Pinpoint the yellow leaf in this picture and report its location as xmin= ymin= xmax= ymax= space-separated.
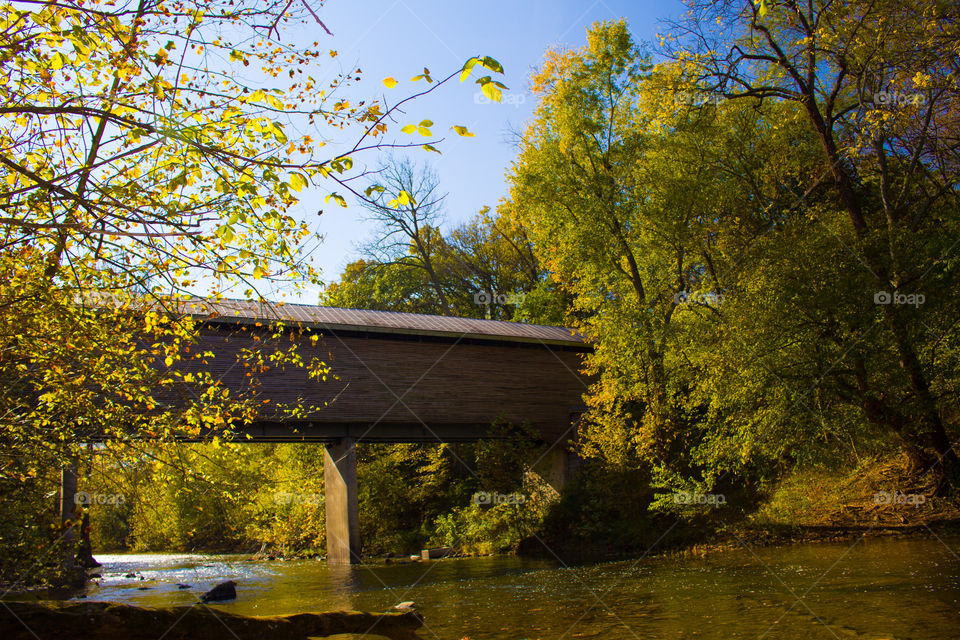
xmin=481 ymin=81 xmax=501 ymax=102
xmin=382 ymin=77 xmax=398 ymax=88
xmin=289 ymin=172 xmax=307 ymax=192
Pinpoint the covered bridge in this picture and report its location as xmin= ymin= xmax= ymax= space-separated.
xmin=183 ymin=300 xmax=591 ymax=563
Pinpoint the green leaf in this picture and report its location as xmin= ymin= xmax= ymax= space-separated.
xmin=410 ymin=68 xmax=432 ymax=83
xmin=480 ymin=56 xmax=504 ymax=74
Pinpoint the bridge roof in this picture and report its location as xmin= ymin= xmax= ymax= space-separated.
xmin=182 ymin=299 xmax=587 ymax=347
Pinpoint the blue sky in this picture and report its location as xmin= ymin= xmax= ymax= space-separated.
xmin=273 ymin=0 xmax=685 ymax=302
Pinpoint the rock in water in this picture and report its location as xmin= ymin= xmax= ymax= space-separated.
xmin=201 ymin=580 xmax=237 ymax=603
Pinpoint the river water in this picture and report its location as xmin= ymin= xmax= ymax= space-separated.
xmin=82 ymin=535 xmax=959 ymax=639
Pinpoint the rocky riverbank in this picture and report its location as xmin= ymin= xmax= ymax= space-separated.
xmin=0 ymin=601 xmax=425 ymax=640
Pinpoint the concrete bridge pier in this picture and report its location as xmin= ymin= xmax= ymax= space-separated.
xmin=323 ymin=438 xmax=361 ymax=565
xmin=532 ymin=444 xmax=579 ymax=496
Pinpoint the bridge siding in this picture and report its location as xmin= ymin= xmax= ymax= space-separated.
xmin=193 ymin=325 xmax=588 ymax=444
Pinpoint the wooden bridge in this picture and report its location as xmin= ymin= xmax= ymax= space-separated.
xmin=181 ymin=300 xmax=591 ymax=563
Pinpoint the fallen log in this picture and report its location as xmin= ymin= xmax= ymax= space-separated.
xmin=0 ymin=601 xmax=424 ymax=640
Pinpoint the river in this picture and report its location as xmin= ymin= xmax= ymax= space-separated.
xmin=82 ymin=535 xmax=960 ymax=639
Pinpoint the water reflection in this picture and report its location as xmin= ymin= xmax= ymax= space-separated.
xmin=82 ymin=535 xmax=960 ymax=639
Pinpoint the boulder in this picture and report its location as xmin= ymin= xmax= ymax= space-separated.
xmin=200 ymin=580 xmax=236 ymax=603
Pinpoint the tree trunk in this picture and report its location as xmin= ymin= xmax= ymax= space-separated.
xmin=58 ymin=456 xmax=79 ymax=573
xmin=883 ymin=305 xmax=959 ymax=486
xmin=805 ymin=103 xmax=958 ymax=487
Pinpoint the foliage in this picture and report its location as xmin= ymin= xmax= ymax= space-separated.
xmin=78 ymin=431 xmax=547 ymax=558
xmin=672 ymin=0 xmax=960 ymax=480
xmin=83 ymin=443 xmax=326 ymax=555
xmin=325 ymin=203 xmax=563 ymax=322
xmin=505 ymin=12 xmax=959 ymax=544
xmin=0 ymin=0 xmax=506 ymax=585
xmin=357 ymin=443 xmax=478 ymax=554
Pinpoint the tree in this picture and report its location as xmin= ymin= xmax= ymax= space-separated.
xmin=0 ymin=0 xmax=506 ymax=584
xmin=357 ymin=157 xmax=453 ymax=314
xmin=438 ymin=206 xmax=544 ymax=320
xmin=328 ymin=201 xmax=554 ymax=322
xmin=508 ymin=20 xmax=685 ymax=466
xmin=506 ymin=19 xmax=867 ymax=501
xmin=671 ymin=0 xmax=960 ymax=483
xmin=322 ymin=258 xmax=438 ymax=314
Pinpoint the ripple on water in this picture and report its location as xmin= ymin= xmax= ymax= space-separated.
xmin=79 ymin=537 xmax=960 ymax=640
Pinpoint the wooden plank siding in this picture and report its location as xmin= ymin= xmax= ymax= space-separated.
xmin=189 ymin=321 xmax=591 ymax=445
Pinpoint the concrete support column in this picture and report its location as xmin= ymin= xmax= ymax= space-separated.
xmin=532 ymin=444 xmax=579 ymax=496
xmin=324 ymin=438 xmax=361 ymax=565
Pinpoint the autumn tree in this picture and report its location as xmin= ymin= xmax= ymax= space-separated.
xmin=0 ymin=0 xmax=505 ymax=584
xmin=507 ymin=19 xmax=868 ymax=502
xmin=671 ymin=0 xmax=960 ymax=483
